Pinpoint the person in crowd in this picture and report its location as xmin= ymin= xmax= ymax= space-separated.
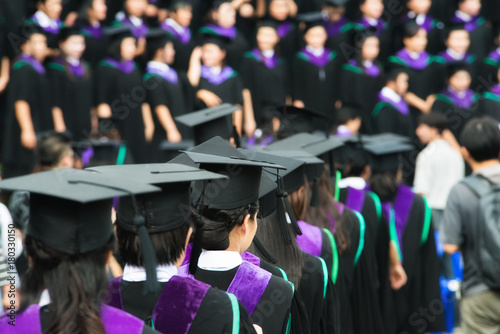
xmin=76 ymin=0 xmax=108 ymax=68
xmin=26 ymin=0 xmax=63 ymax=55
xmin=113 ymin=0 xmax=150 ymax=56
xmin=322 ymin=0 xmax=356 ymax=63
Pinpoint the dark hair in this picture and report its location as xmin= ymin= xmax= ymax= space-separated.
xmin=369 ymin=172 xmax=399 ymax=202
xmin=77 ymin=0 xmax=95 ymax=22
xmin=35 ymin=132 xmax=72 ymax=169
xmin=354 ymin=31 xmax=380 ymax=70
xmin=196 ymin=201 xmax=259 ymax=250
xmin=346 ymin=150 xmax=370 ymax=177
xmin=18 ymin=235 xmax=114 ymax=334
xmin=304 ymin=168 xmax=349 ymax=254
xmin=385 ymin=68 xmax=407 ymax=84
xmin=116 ymin=222 xmax=191 ymax=266
xmin=418 ymin=113 xmax=447 ymax=134
xmin=460 ymin=117 xmax=500 ymax=162
xmin=288 ymin=175 xmax=309 ymax=221
xmin=249 ymin=211 xmax=304 ymax=286
xmin=403 ymin=21 xmax=422 ymax=38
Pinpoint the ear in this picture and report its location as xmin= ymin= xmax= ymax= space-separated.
xmin=184 ymin=227 xmax=193 ymax=250
xmin=461 ymin=146 xmax=470 ymax=161
xmin=297 ymin=185 xmax=304 ymax=197
xmin=240 ymin=214 xmax=251 ymax=235
xmin=106 ymin=250 xmax=113 ymax=265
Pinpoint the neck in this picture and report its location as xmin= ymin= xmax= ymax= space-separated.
xmin=470 ymin=159 xmax=499 ymax=172
xmin=88 ymin=16 xmax=99 ymax=25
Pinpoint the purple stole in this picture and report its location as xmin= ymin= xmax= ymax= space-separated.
xmin=161 ymin=22 xmax=191 ymax=44
xmin=441 ymin=88 xmax=476 ymax=109
xmin=53 ymin=58 xmax=85 ymax=78
xmin=3 ymin=303 xmax=143 ymax=334
xmin=118 ymin=17 xmax=148 ymax=38
xmin=146 ymin=63 xmax=178 ymax=84
xmin=487 ymin=49 xmax=500 ymax=63
xmin=200 ymin=65 xmax=235 ymax=85
xmin=80 ymin=24 xmax=104 ymax=39
xmin=297 ymin=48 xmax=335 ymax=68
xmin=250 ymin=48 xmax=281 ymax=69
xmin=400 ymin=14 xmax=436 ymax=33
xmin=381 ymin=185 xmax=415 ymax=260
xmin=324 ymin=17 xmax=349 ymax=37
xmin=107 ymin=275 xmax=210 ymax=334
xmin=29 ymin=15 xmax=61 ymax=35
xmin=102 ymin=57 xmax=136 ymax=74
xmin=438 ymin=50 xmax=474 ymax=64
xmin=394 ymin=49 xmax=430 ymax=70
xmin=377 ymin=91 xmax=410 ymax=115
xmin=326 ymin=201 xmax=344 ymax=233
xmin=345 ymin=187 xmax=366 ymax=213
xmin=296 ymin=220 xmax=323 ymax=257
xmin=17 ymin=55 xmax=45 ymax=75
xmin=490 ymin=84 xmax=500 ymax=97
xmin=201 ymin=24 xmax=236 ymax=39
xmin=348 ymin=59 xmax=380 ymax=77
xmin=451 ymin=15 xmax=484 ymax=32
xmin=277 ymin=21 xmax=293 ymax=38
xmin=241 ymin=251 xmax=261 ymax=267
xmin=355 ymin=17 xmax=386 ymax=36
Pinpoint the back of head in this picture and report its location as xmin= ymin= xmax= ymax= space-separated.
xmin=36 ymin=132 xmax=73 ymax=171
xmin=418 ymin=113 xmax=447 ymax=134
xmin=460 ymin=117 xmax=500 ymax=163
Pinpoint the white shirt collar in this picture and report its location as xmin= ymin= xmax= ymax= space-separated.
xmin=115 ymin=11 xmax=143 ymax=26
xmin=261 ymin=49 xmax=275 ymax=58
xmin=147 ymin=60 xmax=170 ymax=71
xmin=364 ymin=17 xmax=378 ymax=26
xmin=338 ymin=177 xmax=367 ymax=190
xmin=406 ymin=49 xmax=421 ymax=59
xmin=165 ymin=18 xmax=185 ymax=33
xmin=447 ymin=86 xmax=467 ymax=98
xmin=305 ymin=45 xmax=325 ymax=57
xmin=39 ymin=289 xmax=51 ymax=307
xmin=446 ymin=48 xmax=465 ymax=60
xmin=209 ymin=66 xmax=222 ymax=75
xmin=198 ymin=250 xmax=242 ymax=271
xmin=123 ymin=263 xmax=178 ymax=282
xmin=381 ymin=86 xmax=402 ymax=103
xmin=66 ymin=57 xmax=80 ymax=66
xmin=362 ymin=60 xmax=373 ymax=67
xmin=34 ymin=10 xmax=58 ymax=29
xmin=455 ymin=10 xmax=472 ymax=22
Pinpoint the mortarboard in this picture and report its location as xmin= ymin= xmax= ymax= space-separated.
xmin=146 ymin=28 xmax=173 ymax=58
xmin=296 ymin=12 xmax=325 ymax=33
xmin=257 ymin=20 xmax=279 ymax=30
xmin=445 ymin=61 xmax=470 ymax=78
xmin=364 ymin=141 xmax=415 ymax=175
xmin=175 ymin=104 xmax=240 ymax=145
xmin=200 ymin=33 xmax=232 ymax=49
xmin=58 ymin=27 xmax=83 ymax=42
xmin=104 ymin=25 xmax=135 ymax=43
xmin=324 ymin=0 xmax=349 ymax=6
xmin=275 ymin=105 xmax=333 ymax=138
xmin=159 ymin=139 xmax=195 ymax=162
xmin=168 ymin=0 xmax=193 ymax=11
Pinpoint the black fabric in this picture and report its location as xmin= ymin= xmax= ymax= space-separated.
xmin=431 ymin=98 xmax=480 ymax=141
xmin=371 ymin=103 xmax=412 ymax=138
xmin=478 ymin=95 xmax=500 ymax=122
xmin=195 ymin=74 xmax=244 ymax=109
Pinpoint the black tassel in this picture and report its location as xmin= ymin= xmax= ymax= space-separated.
xmin=310 ymin=179 xmax=319 ymax=207
xmin=132 ymin=216 xmax=160 ymax=295
xmin=252 ymin=236 xmax=278 ymax=264
xmin=284 ymin=195 xmax=302 ymax=236
xmin=276 ymin=191 xmax=292 ymax=245
xmin=189 ymin=218 xmax=205 ymax=275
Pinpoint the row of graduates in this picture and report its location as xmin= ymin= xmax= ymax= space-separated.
xmin=0 ymin=130 xmax=445 ymax=334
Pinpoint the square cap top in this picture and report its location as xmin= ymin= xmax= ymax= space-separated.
xmin=267 ymin=133 xmax=344 ymax=157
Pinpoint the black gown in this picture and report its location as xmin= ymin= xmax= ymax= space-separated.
xmin=478 ymin=49 xmax=500 ymax=90
xmin=324 ymin=18 xmax=357 ymax=64
xmin=161 ymin=20 xmax=196 ymax=72
xmin=2 ymin=56 xmax=52 ymax=178
xmin=450 ymin=14 xmax=493 ymax=61
xmin=240 ymin=49 xmax=290 ymax=128
xmin=371 ymin=93 xmax=412 ymax=138
xmin=95 ymin=58 xmax=148 ymax=163
xmin=112 ymin=278 xmax=256 ymax=334
xmin=274 ymin=19 xmax=300 ymax=66
xmin=78 ymin=21 xmax=108 ymax=68
xmin=292 ymin=47 xmax=341 ymax=128
xmin=47 ymin=59 xmax=92 ymax=141
xmin=340 ymin=60 xmax=384 ymax=133
xmin=195 ymin=65 xmax=244 ymax=109
xmin=144 ymin=65 xmax=194 ymax=162
xmin=478 ymin=87 xmax=500 ymax=122
xmin=380 ymin=185 xmax=445 ymax=334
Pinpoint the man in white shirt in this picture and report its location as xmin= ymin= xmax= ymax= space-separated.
xmin=414 ymin=113 xmax=465 ymax=228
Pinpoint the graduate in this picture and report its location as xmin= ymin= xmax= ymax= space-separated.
xmin=2 ymin=25 xmax=52 ymax=179
xmin=95 ymin=26 xmax=152 ymax=163
xmin=450 ymin=0 xmax=492 ymax=60
xmin=322 ymin=0 xmax=357 ymax=63
xmin=396 ymin=0 xmax=444 ymax=54
xmin=368 ymin=141 xmax=445 ymax=334
xmin=0 ymin=169 xmax=162 ymax=334
xmin=89 ymin=163 xmax=258 ymax=334
xmin=242 ymin=148 xmax=339 ymax=334
xmin=431 ymin=62 xmax=480 ymax=140
xmin=387 ymin=21 xmax=444 ymax=129
xmin=478 ymin=66 xmax=500 ymax=122
xmin=478 ymin=26 xmax=500 ymax=90
xmin=266 ymin=0 xmax=300 ymax=64
xmin=143 ymin=29 xmax=194 ymax=162
xmin=371 ymin=68 xmax=413 ymax=137
xmin=47 ymin=27 xmax=93 ymax=140
xmin=113 ymin=0 xmax=149 ymax=56
xmin=197 ymin=1 xmax=249 ymax=70
xmin=26 ymin=0 xmax=64 ymax=54
xmin=241 ymin=22 xmax=290 ymax=137
xmin=76 ymin=0 xmax=108 ymax=68
xmin=177 ymin=136 xmax=308 ymax=334
xmin=292 ymin=16 xmax=340 ymax=119
xmin=340 ymin=31 xmax=384 ymax=133
xmin=160 ymin=1 xmax=195 ymax=72
xmin=333 ymin=106 xmax=362 ymax=137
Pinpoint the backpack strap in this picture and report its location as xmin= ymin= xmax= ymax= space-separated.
xmin=461 ymin=174 xmax=494 ymax=198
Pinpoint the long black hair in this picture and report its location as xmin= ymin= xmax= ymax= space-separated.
xmin=18 ymin=235 xmax=114 ymax=334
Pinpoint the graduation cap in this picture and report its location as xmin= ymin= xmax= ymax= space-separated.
xmin=257 ymin=20 xmax=279 ymax=30
xmin=168 ymin=0 xmax=193 ymax=11
xmin=212 ymin=0 xmax=232 ymax=9
xmin=0 ymin=169 xmax=160 ymax=255
xmin=159 ymin=139 xmax=194 ymax=162
xmin=175 ymin=104 xmax=240 ymax=145
xmin=364 ymin=141 xmax=415 ymax=175
xmin=444 ymin=22 xmax=468 ymax=39
xmin=146 ymin=28 xmax=173 ymax=58
xmin=58 ymin=27 xmax=83 ymax=42
xmin=18 ymin=22 xmax=47 ymax=44
xmin=296 ymin=12 xmax=325 ymax=33
xmin=239 ymin=149 xmax=305 ymax=243
xmin=324 ymin=0 xmax=349 ymax=6
xmin=180 ymin=136 xmax=285 ymax=210
xmin=275 ymin=105 xmax=333 ymax=138
xmin=445 ymin=61 xmax=471 ymax=79
xmin=266 ymin=133 xmax=344 ymax=157
xmin=104 ymin=25 xmax=135 ymax=43
xmin=200 ymin=33 xmax=232 ymax=49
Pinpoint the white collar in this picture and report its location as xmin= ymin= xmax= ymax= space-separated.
xmin=305 ymin=45 xmax=325 ymax=57
xmin=415 ymin=13 xmax=426 ymax=26
xmin=261 ymin=49 xmax=275 ymax=58
xmin=209 ymin=66 xmax=222 ymax=75
xmin=165 ymin=18 xmax=186 ymax=33
xmin=198 ymin=250 xmax=242 ymax=271
xmin=446 ymin=48 xmax=465 ymax=60
xmin=66 ymin=57 xmax=80 ymax=66
xmin=115 ymin=11 xmax=143 ymax=26
xmin=363 ymin=16 xmax=378 ymax=26
xmin=123 ymin=263 xmax=178 ymax=282
xmin=447 ymin=86 xmax=467 ymax=98
xmin=362 ymin=60 xmax=373 ymax=67
xmin=39 ymin=289 xmax=51 ymax=307
xmin=455 ymin=10 xmax=472 ymax=22
xmin=338 ymin=177 xmax=367 ymax=190
xmin=381 ymin=86 xmax=402 ymax=103
xmin=34 ymin=10 xmax=58 ymax=29
xmin=405 ymin=49 xmax=421 ymax=59
xmin=148 ymin=60 xmax=170 ymax=71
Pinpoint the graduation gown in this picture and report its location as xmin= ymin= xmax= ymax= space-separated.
xmin=144 ymin=63 xmax=194 ymax=162
xmin=354 ymin=18 xmax=392 ymax=61
xmin=198 ymin=24 xmax=249 ymax=70
xmin=371 ymin=90 xmax=412 ymax=137
xmin=450 ymin=14 xmax=492 ymax=61
xmin=394 ymin=14 xmax=445 ymax=55
xmin=478 ymin=48 xmax=500 ymax=90
xmin=47 ymin=58 xmax=92 ymax=141
xmin=340 ymin=60 xmax=384 ymax=133
xmin=2 ymin=55 xmax=52 ymax=178
xmin=161 ymin=20 xmax=195 ymax=72
xmin=95 ymin=58 xmax=148 ymax=163
xmin=106 ymin=275 xmax=255 ymax=334
xmin=437 ymin=50 xmax=479 ymax=90
xmin=240 ymin=49 xmax=290 ymax=128
xmin=112 ymin=13 xmax=149 ymax=39
xmin=3 ymin=303 xmax=159 ymax=334
xmin=431 ymin=87 xmax=480 ymax=140
xmin=196 ymin=65 xmax=244 ymax=108
xmin=292 ymin=47 xmax=340 ymax=123
xmin=78 ymin=21 xmax=108 ymax=68
xmin=324 ymin=18 xmax=357 ymax=64
xmin=387 ymin=49 xmax=445 ymax=129
xmin=275 ymin=19 xmax=300 ymax=66
xmin=26 ymin=12 xmax=63 ymax=49
xmin=478 ymin=85 xmax=500 ymax=122
xmin=380 ymin=185 xmax=445 ymax=334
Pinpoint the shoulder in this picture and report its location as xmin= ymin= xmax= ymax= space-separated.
xmin=100 ymin=304 xmax=145 ymax=333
